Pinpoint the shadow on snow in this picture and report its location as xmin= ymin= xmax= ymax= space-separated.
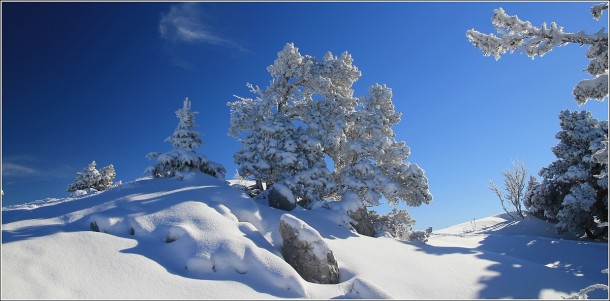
xmin=410 ymin=219 xmax=608 ymax=299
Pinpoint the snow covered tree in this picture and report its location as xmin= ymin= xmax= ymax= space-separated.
xmin=338 ymin=84 xmax=432 ymax=207
xmin=67 ymin=161 xmax=102 ymax=192
xmin=369 ymin=208 xmax=415 ymax=240
xmin=228 ymin=43 xmax=358 ymax=207
xmin=467 ymin=4 xmax=608 ymax=105
xmin=229 ymin=43 xmax=432 ymax=211
xmin=97 ymin=164 xmax=116 ymax=191
xmin=146 ymin=98 xmax=226 ymax=179
xmin=524 ymin=110 xmax=608 ymax=239
xmin=523 ymin=175 xmax=541 ymax=216
xmin=488 ymin=160 xmax=528 ymax=219
xmin=232 ymin=114 xmax=333 ymax=207
xmin=166 ymin=97 xmax=203 ymax=151
xmin=67 ymin=161 xmax=117 ymax=193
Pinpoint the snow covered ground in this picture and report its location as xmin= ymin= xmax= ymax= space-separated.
xmin=2 ymin=174 xmax=608 ymax=299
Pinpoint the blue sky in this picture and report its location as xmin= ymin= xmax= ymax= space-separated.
xmin=2 ymin=1 xmax=608 ymax=230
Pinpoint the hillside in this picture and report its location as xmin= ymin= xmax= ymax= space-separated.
xmin=2 ymin=174 xmax=608 ymax=299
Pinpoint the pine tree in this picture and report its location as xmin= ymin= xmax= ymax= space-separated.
xmin=98 ymin=164 xmax=116 ymax=191
xmin=340 ymin=84 xmax=432 ymax=207
xmin=67 ymin=161 xmax=102 ymax=192
xmin=524 ymin=110 xmax=608 ymax=238
xmin=523 ymin=175 xmax=541 ymax=216
xmin=228 ymin=44 xmax=355 ymax=206
xmin=146 ymin=98 xmax=226 ymax=179
xmin=229 ymin=43 xmax=432 ymax=211
xmin=166 ymin=97 xmax=203 ymax=151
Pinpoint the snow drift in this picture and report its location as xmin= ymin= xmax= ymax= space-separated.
xmin=2 ymin=174 xmax=608 ymax=299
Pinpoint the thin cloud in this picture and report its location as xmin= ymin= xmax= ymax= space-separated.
xmin=159 ymin=3 xmax=246 ymax=51
xmin=2 ymin=162 xmax=38 ymax=177
xmin=2 ymin=156 xmax=73 ymax=180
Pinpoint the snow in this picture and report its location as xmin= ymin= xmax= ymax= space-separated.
xmin=2 ymin=174 xmax=608 ymax=299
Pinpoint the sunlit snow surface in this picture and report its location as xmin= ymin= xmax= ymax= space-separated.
xmin=2 ymin=174 xmax=608 ymax=299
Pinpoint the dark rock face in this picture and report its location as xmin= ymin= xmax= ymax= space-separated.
xmin=279 ymin=216 xmax=339 ymax=284
xmin=268 ymin=184 xmax=296 ymax=211
xmin=348 ymin=207 xmax=375 ymax=237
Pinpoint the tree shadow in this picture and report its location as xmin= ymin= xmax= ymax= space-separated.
xmin=2 ymin=224 xmax=68 ymax=243
xmin=411 ymin=232 xmax=609 ymax=299
xmin=2 ymin=179 xmax=159 ymax=225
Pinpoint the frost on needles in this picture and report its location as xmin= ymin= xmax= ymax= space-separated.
xmin=524 ymin=110 xmax=608 ymax=239
xmin=146 ymin=98 xmax=226 ymax=180
xmin=228 ymin=43 xmax=432 ymax=212
xmin=466 ymin=5 xmax=608 ymax=105
xmin=67 ymin=161 xmax=115 ymax=194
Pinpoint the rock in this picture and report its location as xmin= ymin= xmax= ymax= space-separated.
xmin=279 ymin=214 xmax=339 ymax=284
xmin=230 ymin=183 xmax=260 ymax=198
xmin=268 ymin=184 xmax=296 ymax=211
xmin=335 ymin=191 xmax=374 ymax=237
xmin=247 ymin=187 xmax=261 ymax=198
xmin=348 ymin=207 xmax=375 ymax=237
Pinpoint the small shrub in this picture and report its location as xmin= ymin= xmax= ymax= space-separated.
xmin=90 ymin=221 xmax=100 ymax=232
xmin=369 ymin=209 xmax=415 ymax=241
xmin=407 ymin=227 xmax=433 ymax=242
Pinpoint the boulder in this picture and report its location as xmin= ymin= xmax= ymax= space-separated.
xmin=268 ymin=184 xmax=296 ymax=211
xmin=339 ymin=191 xmax=375 ymax=237
xmin=348 ymin=207 xmax=375 ymax=237
xmin=279 ymin=214 xmax=339 ymax=284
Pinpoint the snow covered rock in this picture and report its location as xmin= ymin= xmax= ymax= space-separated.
xmin=337 ymin=191 xmax=375 ymax=236
xmin=279 ymin=214 xmax=339 ymax=284
xmin=268 ymin=183 xmax=296 ymax=211
xmin=348 ymin=207 xmax=375 ymax=237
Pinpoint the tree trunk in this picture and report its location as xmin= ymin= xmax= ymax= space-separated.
xmin=266 ymin=181 xmax=274 ymax=190
xmin=255 ymin=179 xmax=264 ymax=191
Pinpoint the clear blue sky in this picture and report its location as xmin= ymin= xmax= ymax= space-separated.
xmin=2 ymin=1 xmax=608 ymax=230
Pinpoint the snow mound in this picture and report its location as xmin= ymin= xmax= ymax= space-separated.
xmin=2 ymin=176 xmax=607 ymax=299
xmin=343 ymin=278 xmax=393 ymax=299
xmin=435 ymin=212 xmax=582 ymax=239
xmin=90 ymin=201 xmax=303 ymax=291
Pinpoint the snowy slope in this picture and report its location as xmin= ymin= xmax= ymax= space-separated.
xmin=2 ymin=174 xmax=608 ymax=299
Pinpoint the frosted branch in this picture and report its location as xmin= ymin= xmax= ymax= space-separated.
xmin=467 ymin=6 xmax=608 ymax=105
xmin=573 ymin=74 xmax=609 ymax=105
xmin=563 ymin=283 xmax=609 ymax=299
xmin=591 ymin=3 xmax=609 ymax=20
